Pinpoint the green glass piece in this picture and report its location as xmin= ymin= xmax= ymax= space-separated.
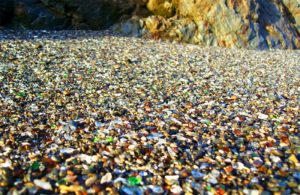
xmin=57 ymin=178 xmax=67 ymax=185
xmin=17 ymin=91 xmax=26 ymax=98
xmin=31 ymin=161 xmax=40 ymax=171
xmin=206 ymin=185 xmax=211 ymax=191
xmin=93 ymin=137 xmax=101 ymax=143
xmin=106 ymin=136 xmax=114 ymax=143
xmin=128 ymin=176 xmax=142 ymax=185
xmin=63 ymin=72 xmax=68 ymax=78
xmin=203 ymin=120 xmax=212 ymax=125
xmin=72 ymin=159 xmax=78 ymax=164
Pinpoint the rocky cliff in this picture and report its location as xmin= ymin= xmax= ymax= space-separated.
xmin=119 ymin=0 xmax=300 ymax=49
xmin=3 ymin=0 xmax=140 ymax=30
xmin=0 ymin=0 xmax=299 ymax=49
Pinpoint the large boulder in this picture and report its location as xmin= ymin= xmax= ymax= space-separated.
xmin=0 ymin=0 xmax=14 ymax=26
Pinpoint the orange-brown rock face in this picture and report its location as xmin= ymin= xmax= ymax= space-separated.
xmin=283 ymin=0 xmax=300 ymax=32
xmin=122 ymin=0 xmax=300 ymax=49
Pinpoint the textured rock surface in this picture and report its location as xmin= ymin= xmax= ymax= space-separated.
xmin=12 ymin=0 xmax=137 ymax=29
xmin=1 ymin=0 xmax=300 ymax=49
xmin=283 ymin=0 xmax=300 ymax=32
xmin=146 ymin=0 xmax=177 ymax=17
xmin=130 ymin=0 xmax=300 ymax=49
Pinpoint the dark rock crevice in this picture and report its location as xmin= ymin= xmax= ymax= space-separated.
xmin=2 ymin=0 xmax=138 ymax=30
xmin=0 ymin=0 xmax=15 ymax=26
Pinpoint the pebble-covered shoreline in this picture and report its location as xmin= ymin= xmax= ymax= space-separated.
xmin=0 ymin=30 xmax=300 ymax=194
